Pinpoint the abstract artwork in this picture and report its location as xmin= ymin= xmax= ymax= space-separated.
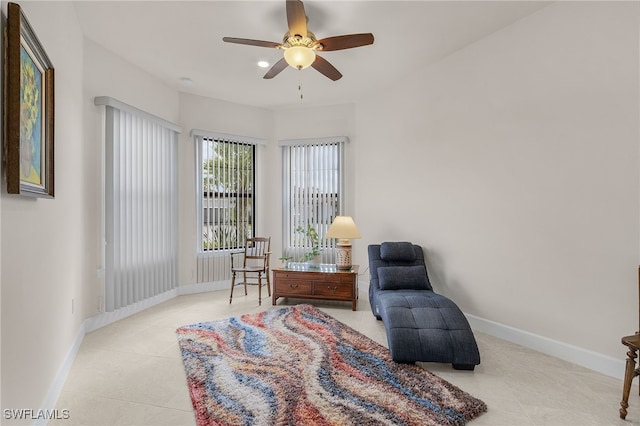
xmin=5 ymin=2 xmax=55 ymax=197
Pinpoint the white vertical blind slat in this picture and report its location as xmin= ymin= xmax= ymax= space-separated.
xmin=124 ymin=112 xmax=132 ymax=308
xmin=149 ymin=121 xmax=155 ymax=297
xmin=157 ymin=128 xmax=163 ymax=294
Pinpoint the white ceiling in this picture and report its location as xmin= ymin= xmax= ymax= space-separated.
xmin=73 ymin=1 xmax=550 ymax=110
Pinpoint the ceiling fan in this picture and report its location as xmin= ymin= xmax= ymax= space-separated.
xmin=223 ymin=0 xmax=374 ymax=81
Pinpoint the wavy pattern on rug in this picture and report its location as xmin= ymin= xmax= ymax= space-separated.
xmin=176 ymin=304 xmax=487 ymax=426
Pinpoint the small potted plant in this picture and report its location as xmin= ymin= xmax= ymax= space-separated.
xmin=278 ymin=255 xmax=293 ymax=267
xmin=296 ymin=224 xmax=321 ymax=264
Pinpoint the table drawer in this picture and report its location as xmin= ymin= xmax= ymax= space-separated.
xmin=314 ymin=282 xmax=353 ymax=298
xmin=316 ymin=274 xmax=351 ymax=284
xmin=276 ymin=280 xmax=313 ymax=295
xmin=275 ymin=272 xmax=312 ymax=280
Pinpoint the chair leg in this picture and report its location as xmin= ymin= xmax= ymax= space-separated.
xmin=258 ymin=274 xmax=262 ymax=305
xmin=229 ymin=272 xmax=236 ymax=304
xmin=243 ymin=272 xmax=248 ymax=295
xmin=620 ymin=347 xmax=638 ymax=419
xmin=266 ymin=270 xmax=271 ymax=297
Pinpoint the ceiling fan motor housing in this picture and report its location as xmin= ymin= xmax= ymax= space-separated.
xmin=283 ymin=31 xmax=319 ymax=50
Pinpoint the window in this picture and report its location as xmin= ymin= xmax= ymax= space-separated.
xmin=281 ymin=136 xmax=347 ymax=263
xmin=198 ymin=136 xmax=255 ymax=252
xmin=194 ymin=131 xmax=264 ymax=285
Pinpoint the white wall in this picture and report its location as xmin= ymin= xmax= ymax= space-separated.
xmin=354 ymin=1 xmax=640 ymax=361
xmin=0 ymin=0 xmax=86 ymax=415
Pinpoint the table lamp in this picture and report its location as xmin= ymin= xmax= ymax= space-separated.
xmin=325 ymin=216 xmax=361 ymax=269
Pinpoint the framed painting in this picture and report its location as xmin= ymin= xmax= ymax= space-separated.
xmin=5 ymin=2 xmax=55 ymax=198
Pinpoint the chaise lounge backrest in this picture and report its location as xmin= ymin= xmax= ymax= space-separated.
xmin=368 ymin=242 xmax=432 ymax=293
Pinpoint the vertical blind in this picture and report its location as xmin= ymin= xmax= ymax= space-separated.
xmin=97 ymin=97 xmax=180 ymax=312
xmin=280 ymin=136 xmax=347 ymax=263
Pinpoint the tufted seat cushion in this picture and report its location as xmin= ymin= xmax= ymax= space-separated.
xmin=377 ymin=291 xmax=481 ymax=366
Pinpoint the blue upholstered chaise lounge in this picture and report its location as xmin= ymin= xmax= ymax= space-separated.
xmin=368 ymin=242 xmax=481 ymax=370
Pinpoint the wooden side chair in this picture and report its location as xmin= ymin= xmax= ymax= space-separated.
xmin=620 ymin=266 xmax=640 ymax=419
xmin=229 ymin=237 xmax=271 ymax=305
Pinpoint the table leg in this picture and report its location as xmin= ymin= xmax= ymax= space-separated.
xmin=621 ymin=347 xmax=638 ymax=419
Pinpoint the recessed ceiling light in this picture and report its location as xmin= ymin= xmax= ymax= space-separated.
xmin=257 ymin=61 xmax=269 ymax=68
xmin=179 ymin=77 xmax=193 ymax=86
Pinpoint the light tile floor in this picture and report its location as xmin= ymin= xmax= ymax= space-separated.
xmin=52 ymin=287 xmax=640 ymax=425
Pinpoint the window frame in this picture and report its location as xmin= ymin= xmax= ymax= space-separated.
xmin=193 ymin=130 xmax=264 ymax=254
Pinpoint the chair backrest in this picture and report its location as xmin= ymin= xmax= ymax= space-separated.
xmin=368 ymin=242 xmax=431 ymax=292
xmin=244 ymin=237 xmax=271 ymax=267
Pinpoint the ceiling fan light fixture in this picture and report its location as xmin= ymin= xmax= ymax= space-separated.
xmin=283 ymin=46 xmax=316 ymax=70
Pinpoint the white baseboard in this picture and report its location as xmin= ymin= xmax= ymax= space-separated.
xmin=84 ymin=289 xmax=179 ymax=333
xmin=465 ymin=313 xmax=625 ymax=380
xmin=34 ymin=321 xmax=87 ymax=426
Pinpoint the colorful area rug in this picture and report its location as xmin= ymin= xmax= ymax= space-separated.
xmin=176 ymin=304 xmax=487 ymax=426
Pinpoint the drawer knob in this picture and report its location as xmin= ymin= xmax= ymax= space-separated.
xmin=328 ymin=286 xmax=338 ymax=292
xmin=289 ymin=283 xmax=299 ymax=289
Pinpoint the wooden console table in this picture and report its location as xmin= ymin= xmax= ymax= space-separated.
xmin=272 ymin=264 xmax=358 ymax=310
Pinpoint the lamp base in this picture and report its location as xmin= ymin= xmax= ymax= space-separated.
xmin=335 ymin=239 xmax=352 ymax=270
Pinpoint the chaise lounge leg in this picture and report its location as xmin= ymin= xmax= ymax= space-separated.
xmin=453 ymin=364 xmax=476 ymax=371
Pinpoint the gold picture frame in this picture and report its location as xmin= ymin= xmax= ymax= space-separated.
xmin=5 ymin=2 xmax=55 ymax=198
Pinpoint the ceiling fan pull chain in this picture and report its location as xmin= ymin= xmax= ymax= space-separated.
xmin=298 ymin=69 xmax=304 ymax=100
